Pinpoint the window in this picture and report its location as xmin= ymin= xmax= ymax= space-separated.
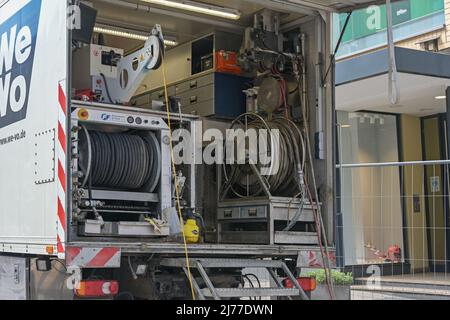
xmin=333 ymin=0 xmax=445 ymax=58
xmin=337 ymin=112 xmax=404 ymax=266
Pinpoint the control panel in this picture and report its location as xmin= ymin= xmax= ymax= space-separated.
xmin=72 ymin=108 xmax=169 ymax=131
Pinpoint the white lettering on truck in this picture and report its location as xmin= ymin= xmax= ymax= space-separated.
xmin=0 ymin=24 xmax=32 ymax=117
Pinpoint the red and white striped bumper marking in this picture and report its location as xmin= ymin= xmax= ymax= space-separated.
xmin=66 ymin=247 xmax=122 ymax=268
xmin=57 ymin=81 xmax=67 ymax=259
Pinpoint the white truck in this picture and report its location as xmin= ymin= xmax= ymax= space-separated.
xmin=0 ymin=0 xmax=378 ymax=300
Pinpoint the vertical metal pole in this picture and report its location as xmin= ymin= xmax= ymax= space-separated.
xmin=446 ymin=87 xmax=450 ymax=271
xmin=67 ymin=0 xmax=74 ymax=247
xmin=386 ymin=0 xmax=399 ymax=106
xmin=446 ymin=87 xmax=450 ymax=159
xmin=326 ymin=11 xmax=352 ymax=269
xmin=333 ymin=54 xmax=340 ymax=265
xmin=334 ymin=65 xmax=345 ymax=269
xmin=315 ymin=16 xmax=325 ymax=160
xmin=190 ymin=120 xmax=202 ymax=209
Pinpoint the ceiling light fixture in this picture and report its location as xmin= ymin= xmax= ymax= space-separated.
xmin=141 ymin=0 xmax=241 ymax=20
xmin=435 ymin=95 xmax=446 ymax=100
xmin=93 ymin=26 xmax=178 ymax=46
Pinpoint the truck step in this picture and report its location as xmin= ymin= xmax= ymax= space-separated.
xmin=203 ymin=287 xmax=300 ymax=298
xmin=161 ymin=257 xmax=309 ymax=300
xmin=161 ymin=258 xmax=285 ymax=269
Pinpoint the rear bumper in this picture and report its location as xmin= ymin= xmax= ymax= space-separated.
xmin=68 ymin=242 xmax=320 ymax=257
xmin=66 ymin=242 xmax=336 ymax=269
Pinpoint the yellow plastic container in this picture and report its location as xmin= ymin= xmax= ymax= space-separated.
xmin=184 ymin=219 xmax=200 ymax=243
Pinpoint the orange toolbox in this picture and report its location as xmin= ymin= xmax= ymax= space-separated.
xmin=215 ymin=50 xmax=241 ymax=75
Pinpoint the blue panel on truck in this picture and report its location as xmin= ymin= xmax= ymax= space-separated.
xmin=214 ymin=73 xmax=250 ymax=119
xmin=0 ymin=0 xmax=41 ymax=129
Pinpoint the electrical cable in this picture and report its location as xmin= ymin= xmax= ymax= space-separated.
xmin=244 ymin=273 xmax=261 ymax=289
xmin=51 ymin=259 xmax=68 ymax=271
xmin=243 ymin=273 xmax=262 ymax=300
xmin=322 ymin=12 xmax=352 ymax=85
xmin=305 ymin=180 xmax=334 ymax=300
xmin=241 ymin=275 xmax=255 ymax=300
xmin=83 ymin=136 xmax=102 ymax=223
xmin=80 ymin=125 xmax=92 ymax=189
xmin=128 ymin=256 xmax=138 ymax=280
xmin=284 ymin=193 xmax=306 ymax=232
xmin=193 ymin=211 xmax=206 ymax=238
xmin=295 ymin=58 xmax=335 ymax=300
xmin=100 ymin=72 xmax=114 ymax=104
xmin=242 ymin=275 xmax=258 ymax=301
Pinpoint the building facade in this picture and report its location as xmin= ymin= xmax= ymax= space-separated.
xmin=334 ymin=0 xmax=450 ymax=277
xmin=335 ymin=0 xmax=447 ymax=58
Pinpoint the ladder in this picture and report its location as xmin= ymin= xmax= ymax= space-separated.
xmin=160 ymin=258 xmax=309 ymax=300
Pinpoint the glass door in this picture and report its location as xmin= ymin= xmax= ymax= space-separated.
xmin=422 ymin=115 xmax=448 ymax=272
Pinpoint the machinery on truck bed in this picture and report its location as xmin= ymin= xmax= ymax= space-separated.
xmin=0 ymin=0 xmax=380 ymax=300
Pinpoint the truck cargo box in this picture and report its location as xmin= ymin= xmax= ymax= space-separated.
xmin=0 ymin=0 xmax=339 ymax=260
xmin=0 ymin=0 xmax=68 ymax=257
xmin=0 ymin=0 xmax=381 ymax=301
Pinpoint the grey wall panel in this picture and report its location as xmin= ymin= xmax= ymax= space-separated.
xmin=336 ymin=47 xmax=450 ymax=86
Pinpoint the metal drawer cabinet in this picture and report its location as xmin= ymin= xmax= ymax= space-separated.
xmin=178 ymin=84 xmax=214 ymax=108
xmin=178 ymin=72 xmax=249 ymax=118
xmin=151 ymin=86 xmax=176 ymax=101
xmin=175 ymin=73 xmax=214 ymax=94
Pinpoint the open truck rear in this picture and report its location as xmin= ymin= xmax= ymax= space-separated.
xmin=0 ymin=0 xmax=378 ymax=300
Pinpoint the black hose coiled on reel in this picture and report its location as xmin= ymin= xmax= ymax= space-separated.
xmin=223 ymin=113 xmax=306 ymax=198
xmin=79 ymin=129 xmax=161 ymax=192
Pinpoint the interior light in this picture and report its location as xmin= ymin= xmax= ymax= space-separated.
xmin=435 ymin=95 xmax=446 ymax=100
xmin=141 ymin=0 xmax=241 ymax=20
xmin=340 ymin=124 xmax=351 ymax=128
xmin=93 ymin=26 xmax=178 ymax=46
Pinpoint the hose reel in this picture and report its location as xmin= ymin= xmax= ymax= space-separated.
xmin=78 ymin=128 xmax=161 ymax=193
xmin=222 ymin=113 xmax=306 ymax=199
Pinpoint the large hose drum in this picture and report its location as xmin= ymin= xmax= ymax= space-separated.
xmin=222 ymin=113 xmax=306 ymax=199
xmin=78 ymin=128 xmax=161 ymax=193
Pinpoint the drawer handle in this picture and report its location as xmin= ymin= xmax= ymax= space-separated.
xmin=190 ymin=96 xmax=198 ymax=104
xmin=224 ymin=210 xmax=232 ymax=218
xmin=248 ymin=209 xmax=258 ymax=217
xmin=190 ymin=81 xmax=198 ymax=89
